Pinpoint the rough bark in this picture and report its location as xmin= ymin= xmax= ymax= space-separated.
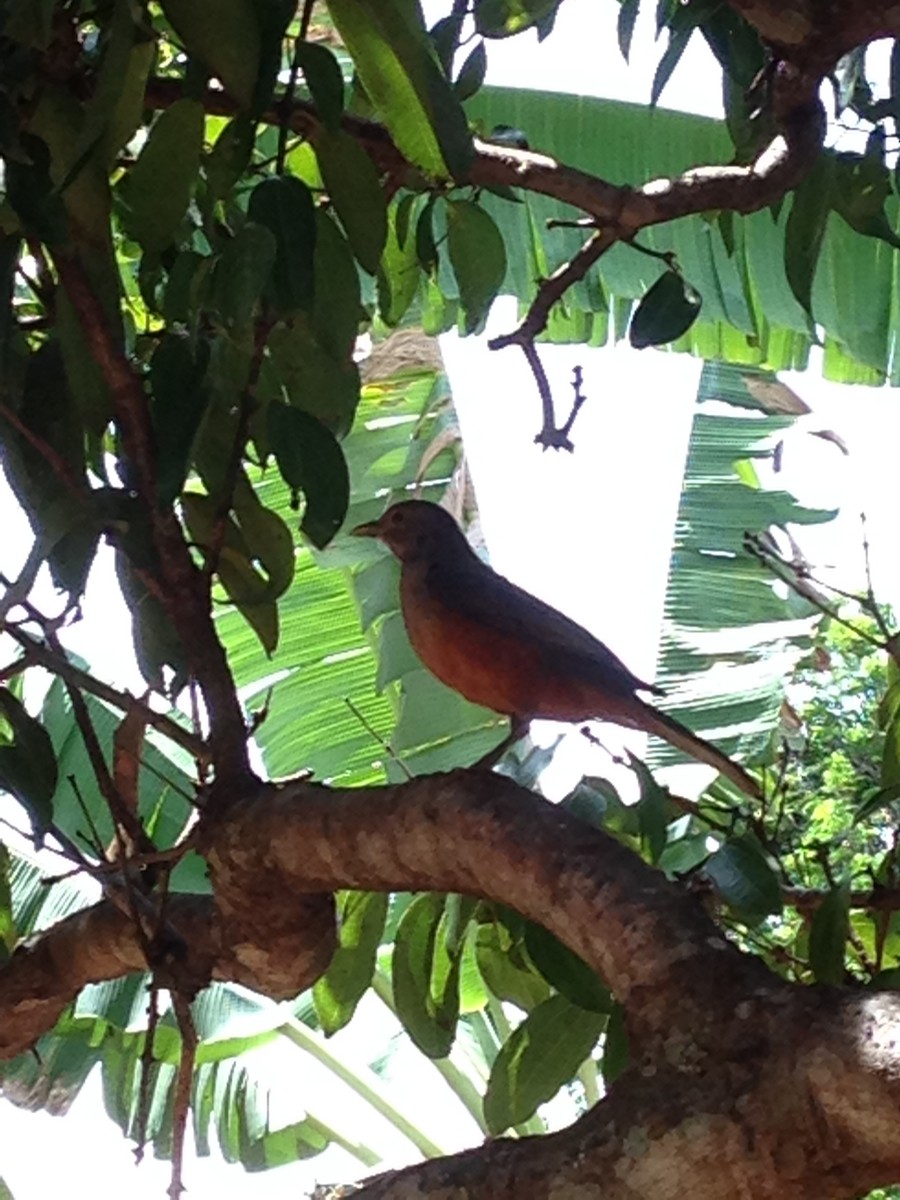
xmin=4 ymin=774 xmax=900 ymax=1197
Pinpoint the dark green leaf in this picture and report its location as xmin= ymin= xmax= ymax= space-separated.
xmin=149 ymin=332 xmax=211 ymax=506
xmin=267 ymin=405 xmax=350 ymax=548
xmin=882 ymin=704 xmax=900 ymax=789
xmin=210 ymin=222 xmax=276 ymax=336
xmin=454 ymin=42 xmax=487 ymax=102
xmin=392 ymin=893 xmax=459 ymax=1058
xmin=247 ymin=176 xmax=317 ymax=312
xmin=163 ymin=249 xmax=212 ymax=326
xmin=0 ymin=690 xmax=58 ymax=840
xmin=415 ymin=197 xmax=439 ymax=276
xmin=523 ymin=920 xmax=612 ymax=1013
xmin=181 ymin=492 xmax=280 ymax=653
xmin=617 ymin=0 xmax=640 ymax=61
xmin=704 ymin=833 xmax=783 ymax=923
xmin=159 ymin=0 xmax=260 ymax=108
xmin=446 ymin=199 xmax=507 ymax=333
xmin=429 ymin=12 xmax=464 ymax=74
xmin=483 ymin=995 xmax=603 ymax=1134
xmin=115 ymin=550 xmax=188 ymax=694
xmin=808 ymin=885 xmax=849 ymax=986
xmin=629 ymin=269 xmax=702 ymax=348
xmin=601 ymin=1001 xmax=629 ymax=1083
xmin=296 ymin=42 xmax=344 ymax=132
xmin=784 ymin=154 xmax=834 ymax=322
xmin=854 ymin=783 xmax=900 ymax=824
xmin=4 ymin=134 xmax=69 ymax=244
xmin=266 ymin=318 xmax=360 ymax=436
xmin=204 ymin=116 xmax=256 ymax=205
xmin=0 ymin=843 xmax=14 ymax=963
xmin=327 ymin=0 xmax=473 ymax=180
xmin=831 ymin=151 xmax=900 ymax=251
xmin=314 ymin=891 xmax=387 ymax=1035
xmin=651 ymin=27 xmax=692 ymax=106
xmin=119 ymin=99 xmax=204 ymax=253
xmin=314 ymin=129 xmax=387 ymax=273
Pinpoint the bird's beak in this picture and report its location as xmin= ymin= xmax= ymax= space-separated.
xmin=350 ymin=518 xmax=383 ymax=539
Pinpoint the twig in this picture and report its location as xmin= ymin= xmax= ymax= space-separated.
xmin=276 ymin=0 xmax=317 ymax=174
xmin=860 ymin=511 xmax=897 ymax=648
xmin=68 ymin=774 xmax=108 ymax=860
xmin=64 ymin=679 xmax=154 ymax=858
xmin=344 ymin=697 xmax=413 ymax=780
xmin=134 ymin=982 xmax=161 ymax=1164
xmin=0 ymin=538 xmax=50 ymax=628
xmin=168 ymin=992 xmax=199 ymax=1200
xmin=489 ymin=229 xmax=614 ymax=450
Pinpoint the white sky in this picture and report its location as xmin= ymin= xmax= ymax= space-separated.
xmin=5 ymin=3 xmax=900 ymax=1198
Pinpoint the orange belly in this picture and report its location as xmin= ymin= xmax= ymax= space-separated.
xmin=401 ymin=585 xmax=640 ymax=725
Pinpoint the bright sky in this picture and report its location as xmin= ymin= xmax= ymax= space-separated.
xmin=5 ymin=4 xmax=900 ymax=1199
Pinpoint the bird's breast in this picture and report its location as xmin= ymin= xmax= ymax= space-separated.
xmin=399 ymin=570 xmax=641 ymax=724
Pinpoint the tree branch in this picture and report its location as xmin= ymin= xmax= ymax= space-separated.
xmin=202 ymin=771 xmax=770 ymax=1044
xmin=49 ymin=252 xmax=254 ymax=792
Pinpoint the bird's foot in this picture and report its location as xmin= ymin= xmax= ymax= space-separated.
xmin=472 ymin=717 xmax=530 ymax=770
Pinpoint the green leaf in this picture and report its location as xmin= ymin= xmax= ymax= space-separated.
xmin=808 ymin=885 xmax=849 ymax=986
xmin=209 ymin=222 xmax=276 ymax=336
xmin=446 ymin=198 xmax=507 ymax=333
xmin=628 ymin=752 xmax=671 ymax=863
xmin=784 ymin=154 xmax=834 ymax=323
xmin=296 ymin=42 xmax=344 ymax=132
xmin=267 ymin=405 xmax=350 ymax=548
xmin=181 ymin=492 xmax=280 ymax=654
xmin=392 ymin=893 xmax=459 ymax=1058
xmin=704 ymin=833 xmax=783 ymax=923
xmin=629 ymin=269 xmax=702 ymax=348
xmin=882 ymin=706 xmax=900 ymax=789
xmin=149 ymin=332 xmax=211 ymax=506
xmin=474 ymin=0 xmax=562 ymax=39
xmin=523 ymin=920 xmax=611 ymax=1013
xmin=326 ymin=0 xmax=473 ymax=180
xmin=247 ymin=176 xmax=317 ymax=313
xmin=314 ymin=129 xmax=387 ymax=274
xmin=266 ymin=319 xmax=360 ymax=437
xmin=0 ymin=690 xmax=58 ymax=840
xmin=119 ymin=99 xmax=204 ymax=253
xmin=483 ymin=995 xmax=603 ymax=1134
xmin=475 ymin=923 xmax=550 ymax=1012
xmin=378 ymin=201 xmax=421 ymax=326
xmin=159 ymin=0 xmax=260 ymax=108
xmin=314 ymin=891 xmax=387 ymax=1035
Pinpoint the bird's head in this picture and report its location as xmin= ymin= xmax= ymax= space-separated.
xmin=351 ymin=500 xmax=463 ymax=564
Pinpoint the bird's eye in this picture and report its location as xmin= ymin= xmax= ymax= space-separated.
xmin=390 ymin=510 xmax=404 ymax=525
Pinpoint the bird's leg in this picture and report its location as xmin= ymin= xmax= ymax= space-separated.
xmin=472 ymin=716 xmax=530 ymax=770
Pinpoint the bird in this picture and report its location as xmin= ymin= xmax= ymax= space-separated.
xmin=352 ymin=499 xmax=761 ymax=799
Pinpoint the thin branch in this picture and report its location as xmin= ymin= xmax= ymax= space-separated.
xmin=3 ymin=628 xmax=208 ymax=762
xmin=168 ymin=993 xmax=198 ymax=1200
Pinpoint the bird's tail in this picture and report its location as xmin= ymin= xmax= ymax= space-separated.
xmin=635 ymin=700 xmax=761 ymax=799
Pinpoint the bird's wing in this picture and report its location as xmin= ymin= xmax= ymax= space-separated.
xmin=426 ymin=556 xmax=659 ymax=698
